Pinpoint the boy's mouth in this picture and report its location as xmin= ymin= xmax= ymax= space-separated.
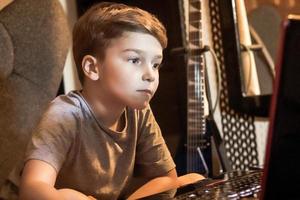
xmin=137 ymin=89 xmax=153 ymax=96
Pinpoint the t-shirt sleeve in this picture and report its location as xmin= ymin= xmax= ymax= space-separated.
xmin=135 ymin=106 xmax=176 ymax=177
xmin=24 ymin=102 xmax=77 ymax=173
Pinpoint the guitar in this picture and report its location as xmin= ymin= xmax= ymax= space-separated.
xmin=175 ymin=0 xmax=210 ymax=175
xmin=175 ymin=0 xmax=231 ymax=177
xmin=185 ymin=0 xmax=211 ymax=176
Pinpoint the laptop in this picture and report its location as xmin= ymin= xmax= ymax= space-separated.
xmin=260 ymin=14 xmax=300 ymax=200
xmin=153 ymin=14 xmax=300 ymax=200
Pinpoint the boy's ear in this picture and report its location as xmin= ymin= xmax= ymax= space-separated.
xmin=82 ymin=55 xmax=100 ymax=81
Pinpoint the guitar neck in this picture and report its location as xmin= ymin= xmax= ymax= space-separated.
xmin=186 ymin=0 xmax=208 ymax=172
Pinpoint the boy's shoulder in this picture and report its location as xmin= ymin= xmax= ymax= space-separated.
xmin=51 ymin=90 xmax=83 ymax=109
xmin=33 ymin=91 xmax=86 ymax=134
xmin=44 ymin=90 xmax=86 ymax=120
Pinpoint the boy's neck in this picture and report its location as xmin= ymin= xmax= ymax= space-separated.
xmin=81 ymin=88 xmax=125 ymax=131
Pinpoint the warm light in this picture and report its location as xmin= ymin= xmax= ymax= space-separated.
xmin=274 ymin=0 xmax=280 ymax=6
xmin=251 ymin=0 xmax=258 ymax=9
xmin=288 ymin=0 xmax=296 ymax=7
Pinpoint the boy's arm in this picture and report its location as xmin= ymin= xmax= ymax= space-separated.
xmin=127 ymin=168 xmax=178 ymax=200
xmin=19 ymin=160 xmax=94 ymax=200
xmin=127 ymin=169 xmax=205 ymax=200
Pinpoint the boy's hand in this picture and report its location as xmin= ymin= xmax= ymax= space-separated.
xmin=127 ymin=169 xmax=178 ymax=200
xmin=177 ymin=173 xmax=205 ymax=187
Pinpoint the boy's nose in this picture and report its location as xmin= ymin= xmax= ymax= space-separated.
xmin=142 ymin=66 xmax=156 ymax=82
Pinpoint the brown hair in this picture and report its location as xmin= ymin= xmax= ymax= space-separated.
xmin=72 ymin=2 xmax=167 ymax=84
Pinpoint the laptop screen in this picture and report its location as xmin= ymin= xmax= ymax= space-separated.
xmin=261 ymin=15 xmax=300 ymax=200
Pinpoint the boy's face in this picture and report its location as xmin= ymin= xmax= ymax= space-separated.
xmin=97 ymin=31 xmax=163 ymax=110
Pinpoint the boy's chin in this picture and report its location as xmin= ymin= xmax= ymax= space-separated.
xmin=129 ymin=102 xmax=149 ymax=110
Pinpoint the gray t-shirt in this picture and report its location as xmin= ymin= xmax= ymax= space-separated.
xmin=22 ymin=91 xmax=175 ymax=199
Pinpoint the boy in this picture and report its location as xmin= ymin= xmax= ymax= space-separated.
xmin=19 ymin=2 xmax=179 ymax=200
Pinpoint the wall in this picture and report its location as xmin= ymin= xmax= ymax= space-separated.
xmin=58 ymin=0 xmax=82 ymax=93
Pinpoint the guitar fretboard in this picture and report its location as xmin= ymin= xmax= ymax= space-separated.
xmin=186 ymin=0 xmax=207 ymax=173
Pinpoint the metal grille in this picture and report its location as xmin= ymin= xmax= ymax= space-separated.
xmin=208 ymin=0 xmax=259 ymax=170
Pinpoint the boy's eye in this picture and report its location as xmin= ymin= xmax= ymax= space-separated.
xmin=128 ymin=58 xmax=141 ymax=64
xmin=153 ymin=63 xmax=161 ymax=69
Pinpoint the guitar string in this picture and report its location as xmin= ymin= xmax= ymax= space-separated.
xmin=188 ymin=0 xmax=205 ymax=172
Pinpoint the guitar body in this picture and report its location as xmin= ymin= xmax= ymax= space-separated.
xmin=175 ymin=129 xmax=213 ymax=176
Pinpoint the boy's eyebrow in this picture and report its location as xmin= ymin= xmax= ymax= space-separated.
xmin=122 ymin=48 xmax=163 ymax=59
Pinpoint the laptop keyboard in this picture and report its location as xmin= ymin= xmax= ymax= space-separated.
xmin=174 ymin=170 xmax=262 ymax=200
